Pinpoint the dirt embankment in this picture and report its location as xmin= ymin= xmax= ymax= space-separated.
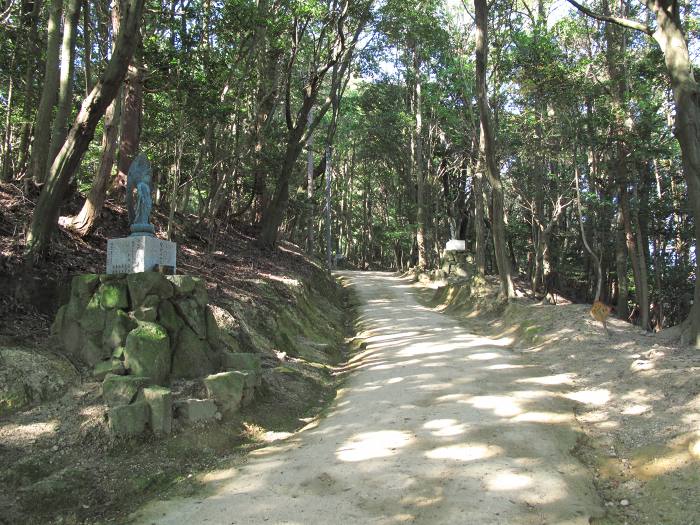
xmin=0 ymin=182 xmax=355 ymax=524
xmin=420 ymin=274 xmax=700 ymax=525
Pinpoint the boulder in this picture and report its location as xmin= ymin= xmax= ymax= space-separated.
xmin=78 ymin=294 xmax=106 ymax=334
xmin=112 ymin=346 xmax=125 ymax=359
xmin=134 ymin=306 xmax=158 ymax=323
xmin=127 ymin=272 xmax=173 ymax=307
xmin=173 ymin=399 xmax=218 ymax=424
xmin=174 ymin=297 xmax=207 ymax=338
xmin=142 ymin=386 xmax=172 ymax=436
xmin=97 ymin=281 xmax=129 ymax=310
xmin=204 ymin=371 xmax=245 ymax=413
xmin=170 ymin=326 xmax=214 ymax=379
xmin=103 ymin=309 xmax=135 ymax=351
xmin=102 ymin=374 xmax=150 ymax=407
xmin=71 ymin=274 xmax=100 ymax=301
xmin=167 ymin=275 xmax=197 ymax=295
xmin=82 ymin=336 xmax=109 ymax=366
xmin=205 ymin=305 xmax=221 ymax=346
xmin=157 ymin=299 xmax=184 ymax=339
xmin=93 ymin=359 xmax=125 ymax=381
xmin=123 ymin=322 xmax=171 ymax=385
xmin=107 ymin=401 xmax=150 ymax=438
xmin=59 ymin=319 xmax=83 ymax=356
xmin=221 ymin=352 xmax=261 ymax=374
xmin=50 ymin=305 xmax=67 ymax=337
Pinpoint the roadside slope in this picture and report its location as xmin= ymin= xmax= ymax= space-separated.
xmin=423 ymin=275 xmax=700 ymax=525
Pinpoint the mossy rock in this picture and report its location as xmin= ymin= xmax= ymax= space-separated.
xmin=142 ymin=386 xmax=172 ymax=436
xmin=167 ymin=275 xmax=197 ymax=295
xmin=124 ymin=322 xmax=171 ymax=385
xmin=127 ymin=272 xmax=174 ymax=307
xmin=93 ymin=359 xmax=125 ymax=381
xmin=82 ymin=336 xmax=110 ymax=366
xmin=71 ymin=274 xmax=100 ymax=300
xmin=205 ymin=305 xmax=221 ymax=346
xmin=59 ymin=318 xmax=83 ymax=356
xmin=78 ymin=293 xmax=106 ymax=334
xmin=221 ymin=352 xmax=261 ymax=374
xmin=107 ymin=401 xmax=150 ymax=438
xmin=97 ymin=281 xmax=129 ymax=309
xmin=102 ymin=374 xmax=150 ymax=407
xmin=171 ymin=326 xmax=214 ymax=379
xmin=50 ymin=305 xmax=67 ymax=337
xmin=0 ymin=347 xmax=77 ymax=416
xmin=103 ymin=309 xmax=136 ymax=351
xmin=174 ymin=297 xmax=207 ymax=339
xmin=204 ymin=371 xmax=245 ymax=413
xmin=158 ymin=299 xmax=184 ymax=339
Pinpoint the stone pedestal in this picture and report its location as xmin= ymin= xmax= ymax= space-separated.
xmin=445 ymin=239 xmax=466 ymax=252
xmin=107 ymin=236 xmax=177 ymax=274
xmin=442 ymin=240 xmax=473 ymax=278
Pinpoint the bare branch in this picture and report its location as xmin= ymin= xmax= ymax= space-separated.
xmin=565 ymin=0 xmax=653 ymax=34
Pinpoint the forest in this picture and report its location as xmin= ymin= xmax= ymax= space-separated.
xmin=0 ymin=0 xmax=698 ymax=342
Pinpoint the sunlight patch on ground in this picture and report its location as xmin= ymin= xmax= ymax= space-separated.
xmin=622 ymin=404 xmax=651 ymax=415
xmin=425 ymin=443 xmax=500 ymax=462
xmin=467 ymin=352 xmax=503 ymax=361
xmin=485 ymin=471 xmax=532 ymax=491
xmin=0 ymin=420 xmax=59 ymax=445
xmin=470 ymin=396 xmax=523 ymax=417
xmin=564 ymin=389 xmax=610 ymax=406
xmin=512 ymin=411 xmax=572 ymax=424
xmin=337 ymin=430 xmax=413 ymax=462
xmin=518 ymin=373 xmax=575 ymax=385
xmin=486 ymin=363 xmax=528 ymax=370
xmin=398 ymin=342 xmax=460 ymax=357
xmin=423 ymin=419 xmax=469 ymax=437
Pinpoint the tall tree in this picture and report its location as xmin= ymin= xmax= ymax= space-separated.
xmin=25 ymin=0 xmax=145 ymax=262
xmin=473 ymin=0 xmax=514 ymax=299
xmin=29 ymin=0 xmax=63 ymax=184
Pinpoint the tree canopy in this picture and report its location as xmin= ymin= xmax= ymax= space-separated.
xmin=1 ymin=0 xmax=698 ymax=342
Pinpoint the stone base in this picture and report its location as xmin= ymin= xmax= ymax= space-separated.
xmin=107 ymin=236 xmax=176 ymax=274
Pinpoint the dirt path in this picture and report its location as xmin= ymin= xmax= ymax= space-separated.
xmin=133 ymin=272 xmax=603 ymax=524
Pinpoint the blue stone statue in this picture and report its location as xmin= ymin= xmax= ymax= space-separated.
xmin=126 ymin=154 xmax=155 ymax=236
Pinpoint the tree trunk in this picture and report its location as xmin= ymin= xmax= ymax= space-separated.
xmin=615 ymin=205 xmax=629 ymax=319
xmin=649 ymin=0 xmax=700 ymax=346
xmin=60 ymin=95 xmax=121 ymax=235
xmin=116 ymin=55 xmax=143 ymax=206
xmin=25 ymin=0 xmax=145 ymax=262
xmin=306 ymin=109 xmax=314 ymax=254
xmin=474 ymin=0 xmax=513 ymax=298
xmin=473 ymin=143 xmax=486 ymax=275
xmin=16 ymin=0 xmax=44 ymax=177
xmin=48 ymin=0 xmax=81 ymax=167
xmin=412 ymin=44 xmax=427 ymax=268
xmin=29 ymin=0 xmax=63 ymax=185
xmin=619 ymin=184 xmax=650 ymax=329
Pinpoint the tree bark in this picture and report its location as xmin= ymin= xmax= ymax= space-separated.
xmin=25 ymin=0 xmax=145 ymax=262
xmin=15 ymin=0 xmax=44 ymax=178
xmin=116 ymin=55 xmax=143 ymax=207
xmin=29 ymin=0 xmax=63 ymax=184
xmin=474 ymin=0 xmax=513 ymax=299
xmin=615 ymin=204 xmax=629 ymax=319
xmin=412 ymin=44 xmax=427 ymax=268
xmin=48 ymin=0 xmax=82 ymax=166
